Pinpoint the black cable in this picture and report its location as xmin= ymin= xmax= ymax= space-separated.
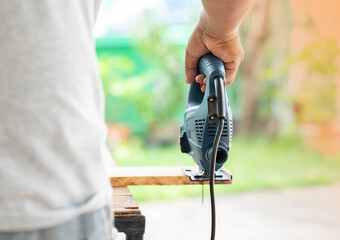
xmin=209 ymin=118 xmax=225 ymax=240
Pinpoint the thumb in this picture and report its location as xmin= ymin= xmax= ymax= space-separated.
xmin=225 ymin=68 xmax=237 ymax=87
xmin=224 ymin=59 xmax=241 ymax=87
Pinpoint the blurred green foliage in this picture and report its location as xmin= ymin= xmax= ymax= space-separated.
xmin=132 ymin=11 xmax=187 ymax=122
xmin=99 ymin=55 xmax=155 ymax=122
xmin=98 ymin=11 xmax=188 ymax=135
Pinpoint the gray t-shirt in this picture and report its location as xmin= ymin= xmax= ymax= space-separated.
xmin=0 ymin=0 xmax=112 ymax=231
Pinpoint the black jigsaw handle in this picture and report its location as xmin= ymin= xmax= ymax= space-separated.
xmin=199 ymin=53 xmax=227 ymax=120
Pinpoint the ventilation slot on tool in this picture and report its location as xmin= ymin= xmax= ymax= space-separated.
xmin=207 ymin=121 xmax=230 ymax=138
xmin=229 ymin=119 xmax=233 ymax=144
xmin=195 ymin=119 xmax=205 ymax=144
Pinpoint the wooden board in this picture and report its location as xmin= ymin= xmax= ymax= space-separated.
xmin=109 ymin=166 xmax=232 ymax=187
xmin=113 ymin=186 xmax=141 ymax=218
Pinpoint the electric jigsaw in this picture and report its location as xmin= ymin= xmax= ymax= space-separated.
xmin=180 ymin=53 xmax=233 ymax=240
xmin=180 ymin=53 xmax=233 ymax=178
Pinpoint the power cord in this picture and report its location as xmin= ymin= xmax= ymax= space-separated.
xmin=209 ymin=76 xmax=226 ymax=240
xmin=209 ymin=118 xmax=225 ymax=240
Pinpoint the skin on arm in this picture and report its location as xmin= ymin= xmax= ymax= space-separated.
xmin=185 ymin=0 xmax=257 ymax=91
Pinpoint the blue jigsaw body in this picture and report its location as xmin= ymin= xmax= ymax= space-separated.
xmin=180 ymin=53 xmax=233 ymax=172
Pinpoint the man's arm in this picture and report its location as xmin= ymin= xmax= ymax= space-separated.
xmin=185 ymin=0 xmax=256 ymax=91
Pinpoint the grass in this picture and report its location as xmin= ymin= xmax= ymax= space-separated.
xmin=112 ymin=135 xmax=340 ymax=202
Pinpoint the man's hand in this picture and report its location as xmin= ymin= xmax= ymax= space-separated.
xmin=185 ymin=0 xmax=256 ymax=91
xmin=185 ymin=25 xmax=244 ymax=92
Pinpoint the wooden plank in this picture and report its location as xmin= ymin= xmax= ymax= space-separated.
xmin=113 ymin=187 xmax=141 ymax=218
xmin=109 ymin=166 xmax=232 ymax=187
xmin=115 ymin=209 xmax=141 ymax=218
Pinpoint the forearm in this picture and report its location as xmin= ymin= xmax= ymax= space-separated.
xmin=199 ymin=0 xmax=257 ymax=39
xmin=185 ymin=0 xmax=256 ymax=85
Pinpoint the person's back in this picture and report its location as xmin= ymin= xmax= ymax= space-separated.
xmin=0 ymin=0 xmax=112 ymax=232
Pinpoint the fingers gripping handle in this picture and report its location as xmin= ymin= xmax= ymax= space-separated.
xmin=214 ymin=77 xmax=227 ymax=120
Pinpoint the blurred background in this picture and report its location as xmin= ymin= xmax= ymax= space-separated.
xmin=95 ymin=0 xmax=340 ymax=238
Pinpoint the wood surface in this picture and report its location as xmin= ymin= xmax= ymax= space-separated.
xmin=109 ymin=166 xmax=232 ymax=187
xmin=113 ymin=186 xmax=141 ymax=218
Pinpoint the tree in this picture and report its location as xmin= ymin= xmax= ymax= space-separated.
xmin=239 ymin=0 xmax=271 ymax=136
